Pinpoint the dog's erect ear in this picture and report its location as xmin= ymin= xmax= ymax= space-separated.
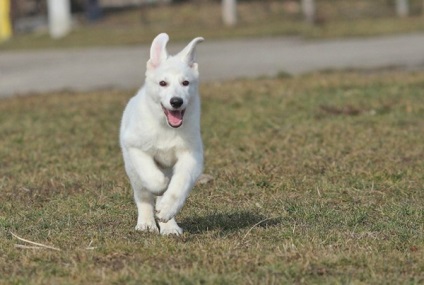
xmin=147 ymin=33 xmax=169 ymax=69
xmin=176 ymin=37 xmax=204 ymax=68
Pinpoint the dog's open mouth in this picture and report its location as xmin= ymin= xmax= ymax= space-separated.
xmin=162 ymin=105 xmax=185 ymax=128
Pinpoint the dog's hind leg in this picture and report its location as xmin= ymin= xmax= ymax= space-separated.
xmin=134 ymin=188 xmax=159 ymax=233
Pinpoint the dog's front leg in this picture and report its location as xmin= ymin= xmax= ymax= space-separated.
xmin=127 ymin=147 xmax=169 ymax=195
xmin=156 ymin=151 xmax=203 ymax=223
xmin=134 ymin=190 xmax=159 ymax=233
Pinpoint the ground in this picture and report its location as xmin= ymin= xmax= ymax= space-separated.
xmin=1 ymin=71 xmax=423 ymax=284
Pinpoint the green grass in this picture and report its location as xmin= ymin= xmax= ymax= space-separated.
xmin=1 ymin=0 xmax=424 ymax=50
xmin=1 ymin=71 xmax=424 ymax=284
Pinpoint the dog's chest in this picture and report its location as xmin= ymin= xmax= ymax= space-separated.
xmin=153 ymin=148 xmax=177 ymax=169
xmin=148 ymin=132 xmax=185 ymax=169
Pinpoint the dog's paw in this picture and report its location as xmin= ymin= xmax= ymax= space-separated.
xmin=160 ymin=223 xmax=183 ymax=236
xmin=146 ymin=176 xmax=169 ymax=196
xmin=156 ymin=206 xmax=179 ymax=223
xmin=155 ymin=196 xmax=182 ymax=223
xmin=155 ymin=210 xmax=174 ymax=224
xmin=135 ymin=222 xmax=159 ymax=233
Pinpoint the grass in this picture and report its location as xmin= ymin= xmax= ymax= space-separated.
xmin=1 ymin=71 xmax=424 ymax=284
xmin=1 ymin=0 xmax=424 ymax=50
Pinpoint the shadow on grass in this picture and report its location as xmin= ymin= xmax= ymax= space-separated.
xmin=181 ymin=211 xmax=281 ymax=235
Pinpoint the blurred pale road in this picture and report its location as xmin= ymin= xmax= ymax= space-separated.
xmin=1 ymin=33 xmax=424 ymax=97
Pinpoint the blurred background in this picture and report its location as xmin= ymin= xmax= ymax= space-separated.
xmin=1 ymin=0 xmax=424 ymax=49
xmin=1 ymin=0 xmax=424 ymax=97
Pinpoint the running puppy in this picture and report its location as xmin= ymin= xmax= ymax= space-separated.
xmin=120 ymin=33 xmax=204 ymax=235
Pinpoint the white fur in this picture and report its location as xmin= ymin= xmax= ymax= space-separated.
xmin=120 ymin=33 xmax=204 ymax=235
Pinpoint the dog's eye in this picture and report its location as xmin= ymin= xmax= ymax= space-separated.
xmin=159 ymin=81 xmax=168 ymax=87
xmin=182 ymin=80 xmax=190 ymax=86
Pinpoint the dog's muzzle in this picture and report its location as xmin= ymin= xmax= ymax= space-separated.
xmin=162 ymin=104 xmax=185 ymax=128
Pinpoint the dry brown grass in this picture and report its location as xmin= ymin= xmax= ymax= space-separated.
xmin=0 ymin=71 xmax=423 ymax=284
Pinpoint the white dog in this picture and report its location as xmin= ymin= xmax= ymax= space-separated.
xmin=120 ymin=33 xmax=204 ymax=235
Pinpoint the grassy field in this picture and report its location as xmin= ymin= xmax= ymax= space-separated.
xmin=1 ymin=71 xmax=423 ymax=284
xmin=2 ymin=0 xmax=424 ymax=50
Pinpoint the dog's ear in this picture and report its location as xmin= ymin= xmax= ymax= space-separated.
xmin=147 ymin=33 xmax=169 ymax=69
xmin=177 ymin=37 xmax=204 ymax=68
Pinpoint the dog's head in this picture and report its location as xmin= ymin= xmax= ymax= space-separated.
xmin=145 ymin=33 xmax=204 ymax=128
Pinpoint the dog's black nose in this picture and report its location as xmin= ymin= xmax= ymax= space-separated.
xmin=170 ymin=97 xmax=184 ymax=108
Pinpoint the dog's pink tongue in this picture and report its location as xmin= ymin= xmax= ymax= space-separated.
xmin=167 ymin=110 xmax=183 ymax=127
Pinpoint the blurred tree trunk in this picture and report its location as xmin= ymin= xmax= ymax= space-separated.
xmin=395 ymin=0 xmax=409 ymax=17
xmin=301 ymin=0 xmax=315 ymax=24
xmin=222 ymin=0 xmax=237 ymax=26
